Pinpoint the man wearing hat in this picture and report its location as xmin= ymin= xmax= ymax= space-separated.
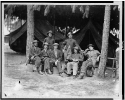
xmin=66 ymin=46 xmax=83 ymax=78
xmin=49 ymin=43 xmax=63 ymax=75
xmin=39 ymin=42 xmax=52 ymax=74
xmin=78 ymin=44 xmax=101 ymax=79
xmin=28 ymin=40 xmax=42 ymax=73
xmin=63 ymin=32 xmax=80 ymax=51
xmin=43 ymin=30 xmax=55 ymax=50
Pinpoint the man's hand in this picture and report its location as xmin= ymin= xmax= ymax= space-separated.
xmin=81 ymin=50 xmax=84 ymax=52
xmin=85 ymin=48 xmax=89 ymax=51
xmin=97 ymin=55 xmax=101 ymax=62
xmin=55 ymin=60 xmax=59 ymax=66
xmin=83 ymin=48 xmax=89 ymax=54
xmin=31 ymin=56 xmax=35 ymax=60
xmin=72 ymin=59 xmax=78 ymax=62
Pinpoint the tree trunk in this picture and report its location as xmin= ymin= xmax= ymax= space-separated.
xmin=98 ymin=5 xmax=111 ymax=78
xmin=26 ymin=5 xmax=34 ymax=61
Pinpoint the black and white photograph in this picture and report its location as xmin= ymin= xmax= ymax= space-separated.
xmin=2 ymin=1 xmax=123 ymax=99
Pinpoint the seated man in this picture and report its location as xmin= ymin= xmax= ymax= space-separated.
xmin=49 ymin=43 xmax=63 ymax=75
xmin=77 ymin=44 xmax=101 ymax=79
xmin=39 ymin=42 xmax=52 ymax=75
xmin=28 ymin=40 xmax=42 ymax=74
xmin=67 ymin=46 xmax=83 ymax=78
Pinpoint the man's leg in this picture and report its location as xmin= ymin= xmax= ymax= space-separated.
xmin=57 ymin=61 xmax=63 ymax=74
xmin=61 ymin=62 xmax=66 ymax=72
xmin=44 ymin=58 xmax=52 ymax=74
xmin=67 ymin=62 xmax=72 ymax=75
xmin=92 ymin=60 xmax=97 ymax=68
xmin=77 ymin=60 xmax=89 ymax=79
xmin=44 ymin=58 xmax=48 ymax=71
xmin=81 ymin=60 xmax=89 ymax=73
xmin=86 ymin=60 xmax=94 ymax=77
xmin=35 ymin=56 xmax=43 ymax=74
xmin=60 ymin=61 xmax=68 ymax=77
xmin=38 ymin=64 xmax=44 ymax=75
xmin=72 ymin=62 xmax=78 ymax=76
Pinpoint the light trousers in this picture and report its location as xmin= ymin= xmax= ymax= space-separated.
xmin=81 ymin=59 xmax=96 ymax=74
xmin=67 ymin=62 xmax=78 ymax=75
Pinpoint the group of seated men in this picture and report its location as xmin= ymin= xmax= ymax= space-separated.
xmin=28 ymin=30 xmax=101 ymax=79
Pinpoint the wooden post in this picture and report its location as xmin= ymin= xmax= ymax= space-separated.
xmin=98 ymin=5 xmax=111 ymax=78
xmin=26 ymin=5 xmax=34 ymax=61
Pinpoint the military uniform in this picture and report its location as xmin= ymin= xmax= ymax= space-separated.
xmin=49 ymin=49 xmax=63 ymax=73
xmin=29 ymin=46 xmax=41 ymax=71
xmin=64 ymin=38 xmax=79 ymax=50
xmin=43 ymin=37 xmax=55 ymax=50
xmin=80 ymin=49 xmax=100 ymax=74
xmin=39 ymin=49 xmax=51 ymax=72
xmin=67 ymin=53 xmax=83 ymax=76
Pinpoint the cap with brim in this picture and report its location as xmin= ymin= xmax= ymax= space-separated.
xmin=47 ymin=30 xmax=53 ymax=35
xmin=88 ymin=44 xmax=94 ymax=48
xmin=33 ymin=40 xmax=38 ymax=43
xmin=67 ymin=32 xmax=72 ymax=36
xmin=43 ymin=42 xmax=49 ymax=45
xmin=53 ymin=43 xmax=59 ymax=46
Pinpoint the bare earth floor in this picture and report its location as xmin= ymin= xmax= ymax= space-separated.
xmin=2 ymin=44 xmax=120 ymax=98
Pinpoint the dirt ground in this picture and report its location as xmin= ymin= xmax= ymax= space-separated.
xmin=2 ymin=43 xmax=120 ymax=99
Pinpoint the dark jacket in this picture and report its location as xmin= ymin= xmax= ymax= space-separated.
xmin=64 ymin=38 xmax=80 ymax=50
xmin=50 ymin=49 xmax=62 ymax=61
xmin=43 ymin=37 xmax=55 ymax=50
xmin=29 ymin=46 xmax=41 ymax=58
xmin=39 ymin=49 xmax=51 ymax=59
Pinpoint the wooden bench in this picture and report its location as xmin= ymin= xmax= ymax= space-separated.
xmin=104 ymin=57 xmax=117 ymax=78
xmin=92 ymin=58 xmax=117 ymax=78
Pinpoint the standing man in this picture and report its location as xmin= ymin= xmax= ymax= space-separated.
xmin=78 ymin=44 xmax=101 ymax=79
xmin=67 ymin=46 xmax=83 ymax=78
xmin=28 ymin=40 xmax=42 ymax=74
xmin=64 ymin=32 xmax=80 ymax=51
xmin=43 ymin=30 xmax=55 ymax=50
xmin=49 ymin=43 xmax=63 ymax=75
xmin=39 ymin=42 xmax=52 ymax=75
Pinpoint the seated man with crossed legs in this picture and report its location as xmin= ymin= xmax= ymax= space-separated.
xmin=77 ymin=44 xmax=101 ymax=79
xmin=39 ymin=42 xmax=52 ymax=75
xmin=49 ymin=43 xmax=63 ymax=76
xmin=28 ymin=40 xmax=42 ymax=74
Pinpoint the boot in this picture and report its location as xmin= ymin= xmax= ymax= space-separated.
xmin=59 ymin=72 xmax=63 ymax=76
xmin=38 ymin=71 xmax=44 ymax=75
xmin=73 ymin=75 xmax=77 ymax=79
xmin=67 ymin=73 xmax=72 ymax=77
xmin=77 ymin=72 xmax=85 ymax=79
xmin=59 ymin=72 xmax=68 ymax=77
xmin=44 ymin=69 xmax=48 ymax=74
xmin=38 ymin=65 xmax=43 ymax=75
xmin=48 ymin=69 xmax=52 ymax=75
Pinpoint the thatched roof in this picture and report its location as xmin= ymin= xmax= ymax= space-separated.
xmin=4 ymin=5 xmax=119 ymax=29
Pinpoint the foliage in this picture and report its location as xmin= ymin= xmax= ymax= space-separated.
xmin=4 ymin=5 xmax=119 ymax=31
